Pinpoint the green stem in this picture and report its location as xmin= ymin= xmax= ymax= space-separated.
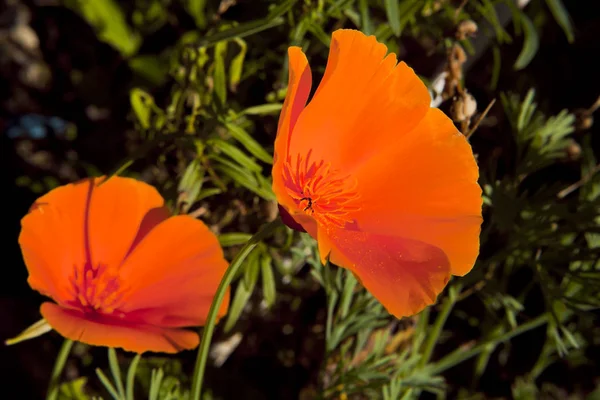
xmin=46 ymin=339 xmax=74 ymax=400
xmin=190 ymin=219 xmax=282 ymax=400
xmin=418 ymin=285 xmax=460 ymax=367
xmin=429 ymin=313 xmax=550 ymax=375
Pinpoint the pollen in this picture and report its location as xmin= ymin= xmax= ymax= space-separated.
xmin=282 ymin=150 xmax=360 ymax=228
xmin=70 ymin=262 xmax=127 ymax=316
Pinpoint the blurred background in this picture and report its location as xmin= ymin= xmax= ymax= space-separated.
xmin=1 ymin=0 xmax=599 ymax=399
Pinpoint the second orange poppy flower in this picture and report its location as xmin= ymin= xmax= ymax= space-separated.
xmin=19 ymin=177 xmax=229 ymax=353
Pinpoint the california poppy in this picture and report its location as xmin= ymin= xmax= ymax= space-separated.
xmin=19 ymin=176 xmax=229 ymax=353
xmin=272 ymin=30 xmax=482 ymax=318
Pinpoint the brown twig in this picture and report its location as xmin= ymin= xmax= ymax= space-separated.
xmin=557 ymin=163 xmax=600 ymax=199
xmin=466 ymin=98 xmax=496 ymax=139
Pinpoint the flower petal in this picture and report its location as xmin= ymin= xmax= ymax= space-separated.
xmin=87 ymin=176 xmax=167 ymax=270
xmin=288 ymin=29 xmax=431 ymax=171
xmin=352 ymin=108 xmax=482 ymax=276
xmin=19 ymin=179 xmax=92 ymax=302
xmin=118 ymin=216 xmax=229 ymax=326
xmin=41 ymin=302 xmax=198 ymax=353
xmin=273 ymin=47 xmax=312 ymax=212
xmin=322 ymin=228 xmax=452 ymax=318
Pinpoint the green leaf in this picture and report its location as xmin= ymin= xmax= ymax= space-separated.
xmin=384 ymin=0 xmax=401 ymax=36
xmin=358 ymin=0 xmax=373 ymax=35
xmin=212 ymin=155 xmax=256 ymax=184
xmin=129 ymin=88 xmax=154 ymax=129
xmin=307 ymin=22 xmax=331 ymax=47
xmin=195 ymin=0 xmax=299 ymax=48
xmin=213 ymin=41 xmax=228 ymax=105
xmin=260 ymin=253 xmax=276 ymax=307
xmin=545 ymin=0 xmax=574 ymax=43
xmin=240 ymin=103 xmax=283 ymax=116
xmin=63 ymin=0 xmax=141 ymax=57
xmin=125 ymin=354 xmax=141 ymax=400
xmin=514 ymin=13 xmax=539 ymax=70
xmin=224 ymin=284 xmax=252 ymax=333
xmin=178 ymin=159 xmax=205 ymax=209
xmin=5 ymin=318 xmax=51 ymax=345
xmin=209 ymin=138 xmax=262 ymax=172
xmin=196 ymin=187 xmax=223 ymax=201
xmin=58 ymin=377 xmax=89 ymax=400
xmin=225 ymin=123 xmax=273 ymax=164
xmin=243 ymin=252 xmax=261 ymax=290
xmin=216 ymin=163 xmax=272 ymax=200
xmin=108 ymin=349 xmax=125 ymax=400
xmin=96 ymin=368 xmax=121 ymax=400
xmin=129 ymin=55 xmax=169 ymax=86
xmin=148 ymin=369 xmax=164 ymax=400
xmin=224 ymin=250 xmax=260 ymax=333
xmin=186 ymin=0 xmax=208 ymax=28
xmin=229 ymin=38 xmax=247 ymax=92
xmin=219 ymin=233 xmax=252 ymax=247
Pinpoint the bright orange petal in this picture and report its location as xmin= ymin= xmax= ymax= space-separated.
xmin=87 ymin=176 xmax=166 ymax=270
xmin=19 ymin=179 xmax=92 ymax=302
xmin=323 ymin=228 xmax=452 ymax=318
xmin=273 ymin=47 xmax=313 ymax=212
xmin=351 ymin=108 xmax=482 ymax=276
xmin=118 ymin=216 xmax=229 ymax=326
xmin=41 ymin=302 xmax=198 ymax=353
xmin=288 ymin=29 xmax=431 ymax=171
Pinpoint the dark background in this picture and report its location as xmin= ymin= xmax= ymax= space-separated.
xmin=1 ymin=0 xmax=599 ymax=398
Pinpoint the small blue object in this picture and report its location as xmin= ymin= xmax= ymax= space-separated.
xmin=4 ymin=114 xmax=70 ymax=139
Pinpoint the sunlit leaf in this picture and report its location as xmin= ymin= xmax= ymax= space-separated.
xmin=129 ymin=88 xmax=154 ymax=129
xmin=186 ymin=0 xmax=208 ymax=28
xmin=178 ymin=159 xmax=205 ymax=210
xmin=240 ymin=103 xmax=283 ymax=116
xmin=384 ymin=0 xmax=401 ymax=36
xmin=545 ymin=0 xmax=574 ymax=43
xmin=514 ymin=13 xmax=539 ymax=70
xmin=260 ymin=253 xmax=276 ymax=307
xmin=213 ymin=41 xmax=228 ymax=105
xmin=5 ymin=318 xmax=51 ymax=346
xmin=229 ymin=38 xmax=247 ymax=92
xmin=209 ymin=138 xmax=262 ymax=172
xmin=58 ymin=377 xmax=88 ymax=400
xmin=358 ymin=0 xmax=372 ymax=34
xmin=219 ymin=233 xmax=252 ymax=247
xmin=225 ymin=123 xmax=273 ymax=164
xmin=64 ymin=0 xmax=141 ymax=56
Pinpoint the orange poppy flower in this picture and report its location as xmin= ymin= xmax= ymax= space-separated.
xmin=19 ymin=176 xmax=229 ymax=353
xmin=272 ymin=30 xmax=482 ymax=318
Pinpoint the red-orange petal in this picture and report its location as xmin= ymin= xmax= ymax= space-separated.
xmin=118 ymin=215 xmax=229 ymax=327
xmin=19 ymin=177 xmax=168 ymax=304
xmin=321 ymin=228 xmax=452 ymax=318
xmin=41 ymin=302 xmax=198 ymax=353
xmin=87 ymin=176 xmax=166 ymax=270
xmin=273 ymin=47 xmax=313 ymax=213
xmin=19 ymin=179 xmax=92 ymax=302
xmin=287 ymin=29 xmax=431 ymax=171
xmin=351 ymin=108 xmax=482 ymax=276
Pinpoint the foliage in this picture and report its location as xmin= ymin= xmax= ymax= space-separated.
xmin=7 ymin=0 xmax=599 ymax=399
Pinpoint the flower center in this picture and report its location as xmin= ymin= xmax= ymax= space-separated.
xmin=282 ymin=150 xmax=360 ymax=228
xmin=68 ymin=262 xmax=127 ymax=317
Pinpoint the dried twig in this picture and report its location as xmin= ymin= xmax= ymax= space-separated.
xmin=557 ymin=164 xmax=600 ymax=199
xmin=466 ymin=98 xmax=496 ymax=139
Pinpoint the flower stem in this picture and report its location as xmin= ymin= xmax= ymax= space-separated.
xmin=428 ymin=313 xmax=550 ymax=375
xmin=46 ymin=339 xmax=74 ymax=400
xmin=418 ymin=284 xmax=460 ymax=368
xmin=190 ymin=219 xmax=282 ymax=400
